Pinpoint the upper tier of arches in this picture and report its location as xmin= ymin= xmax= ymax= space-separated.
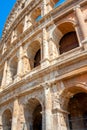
xmin=1 ymin=0 xmax=68 ymax=40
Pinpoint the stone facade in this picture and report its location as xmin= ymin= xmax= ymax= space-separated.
xmin=0 ymin=0 xmax=87 ymax=130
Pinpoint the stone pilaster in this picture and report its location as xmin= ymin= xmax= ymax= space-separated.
xmin=17 ymin=46 xmax=24 ymax=79
xmin=41 ymin=28 xmax=50 ymax=67
xmin=74 ymin=5 xmax=87 ymax=48
xmin=43 ymin=0 xmax=52 ymax=16
xmin=6 ymin=61 xmax=12 ymax=85
xmin=23 ymin=15 xmax=32 ymax=32
xmin=11 ymin=30 xmax=17 ymax=43
xmin=43 ymin=0 xmax=47 ymax=15
xmin=49 ymin=37 xmax=59 ymax=60
xmin=12 ymin=99 xmax=19 ymax=130
xmin=2 ymin=43 xmax=7 ymax=55
xmin=23 ymin=15 xmax=27 ymax=31
xmin=74 ymin=24 xmax=82 ymax=46
xmin=23 ymin=50 xmax=31 ymax=74
xmin=0 ymin=114 xmax=2 ymax=130
xmin=17 ymin=104 xmax=26 ymax=130
xmin=1 ymin=61 xmax=8 ymax=88
xmin=43 ymin=83 xmax=53 ymax=130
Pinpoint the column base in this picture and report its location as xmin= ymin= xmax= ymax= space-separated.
xmin=41 ymin=59 xmax=50 ymax=68
xmin=41 ymin=58 xmax=50 ymax=68
xmin=6 ymin=79 xmax=12 ymax=86
xmin=14 ymin=74 xmax=23 ymax=83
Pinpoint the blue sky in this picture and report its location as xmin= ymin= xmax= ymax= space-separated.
xmin=54 ymin=0 xmax=66 ymax=8
xmin=0 ymin=0 xmax=16 ymax=38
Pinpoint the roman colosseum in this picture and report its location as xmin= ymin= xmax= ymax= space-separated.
xmin=0 ymin=0 xmax=87 ymax=130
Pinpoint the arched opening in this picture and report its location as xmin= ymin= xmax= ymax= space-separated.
xmin=68 ymin=92 xmax=87 ymax=130
xmin=10 ymin=56 xmax=18 ymax=81
xmin=2 ymin=109 xmax=12 ymax=130
xmin=58 ymin=22 xmax=79 ymax=54
xmin=31 ymin=8 xmax=42 ymax=22
xmin=24 ymin=98 xmax=42 ymax=130
xmin=34 ymin=49 xmax=41 ymax=68
xmin=59 ymin=31 xmax=79 ymax=54
xmin=33 ymin=104 xmax=42 ymax=130
xmin=27 ymin=41 xmax=41 ymax=69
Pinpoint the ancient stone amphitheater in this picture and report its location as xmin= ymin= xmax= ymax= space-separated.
xmin=0 ymin=0 xmax=87 ymax=130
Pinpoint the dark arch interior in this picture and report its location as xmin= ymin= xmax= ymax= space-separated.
xmin=34 ymin=49 xmax=41 ymax=68
xmin=33 ymin=104 xmax=42 ymax=130
xmin=68 ymin=92 xmax=87 ymax=130
xmin=59 ymin=31 xmax=79 ymax=54
xmin=24 ymin=99 xmax=42 ymax=130
xmin=2 ymin=109 xmax=12 ymax=130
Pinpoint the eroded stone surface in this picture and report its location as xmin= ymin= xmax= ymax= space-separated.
xmin=0 ymin=0 xmax=87 ymax=130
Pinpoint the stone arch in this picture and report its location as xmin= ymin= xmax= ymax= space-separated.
xmin=58 ymin=22 xmax=75 ymax=36
xmin=27 ymin=40 xmax=41 ymax=69
xmin=53 ymin=21 xmax=79 ymax=55
xmin=60 ymin=85 xmax=87 ymax=130
xmin=2 ymin=109 xmax=12 ymax=130
xmin=1 ymin=105 xmax=13 ymax=115
xmin=60 ymin=85 xmax=87 ymax=110
xmin=26 ymin=37 xmax=42 ymax=48
xmin=24 ymin=98 xmax=43 ymax=130
xmin=52 ymin=19 xmax=77 ymax=38
xmin=56 ymin=19 xmax=77 ymax=27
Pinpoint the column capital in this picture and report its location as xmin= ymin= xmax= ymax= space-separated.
xmin=48 ymin=37 xmax=54 ymax=42
xmin=73 ymin=5 xmax=80 ymax=11
xmin=22 ymin=55 xmax=28 ymax=60
xmin=52 ymin=107 xmax=69 ymax=114
xmin=41 ymin=82 xmax=52 ymax=89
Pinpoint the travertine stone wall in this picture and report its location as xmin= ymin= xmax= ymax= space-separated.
xmin=0 ymin=0 xmax=87 ymax=130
